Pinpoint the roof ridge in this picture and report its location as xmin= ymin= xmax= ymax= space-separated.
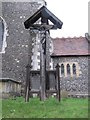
xmin=52 ymin=36 xmax=85 ymax=40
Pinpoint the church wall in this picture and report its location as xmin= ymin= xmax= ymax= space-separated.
xmin=2 ymin=1 xmax=45 ymax=82
xmin=52 ymin=56 xmax=88 ymax=94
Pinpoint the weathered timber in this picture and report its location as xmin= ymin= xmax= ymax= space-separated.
xmin=25 ymin=64 xmax=30 ymax=102
xmin=56 ymin=63 xmax=61 ymax=102
xmin=25 ymin=30 xmax=32 ymax=102
xmin=40 ymin=32 xmax=46 ymax=100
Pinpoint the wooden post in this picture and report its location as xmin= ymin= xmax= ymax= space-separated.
xmin=25 ymin=64 xmax=30 ymax=102
xmin=45 ymin=31 xmax=50 ymax=91
xmin=40 ymin=30 xmax=50 ymax=99
xmin=40 ymin=31 xmax=46 ymax=101
xmin=56 ymin=63 xmax=61 ymax=102
xmin=25 ymin=30 xmax=32 ymax=102
xmin=45 ymin=31 xmax=50 ymax=70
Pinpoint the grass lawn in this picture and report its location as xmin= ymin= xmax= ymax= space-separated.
xmin=0 ymin=99 xmax=2 ymax=119
xmin=2 ymin=97 xmax=88 ymax=118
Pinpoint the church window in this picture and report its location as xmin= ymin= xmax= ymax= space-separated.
xmin=0 ymin=16 xmax=7 ymax=53
xmin=72 ymin=63 xmax=76 ymax=74
xmin=0 ymin=18 xmax=4 ymax=51
xmin=59 ymin=62 xmax=79 ymax=77
xmin=61 ymin=64 xmax=64 ymax=75
xmin=67 ymin=64 xmax=70 ymax=74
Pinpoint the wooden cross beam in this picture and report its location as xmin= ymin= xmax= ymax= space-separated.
xmin=29 ymin=24 xmax=58 ymax=31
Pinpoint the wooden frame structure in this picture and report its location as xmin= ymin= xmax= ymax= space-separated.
xmin=24 ymin=6 xmax=63 ymax=102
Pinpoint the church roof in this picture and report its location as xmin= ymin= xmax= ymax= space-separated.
xmin=24 ymin=6 xmax=63 ymax=29
xmin=51 ymin=36 xmax=90 ymax=57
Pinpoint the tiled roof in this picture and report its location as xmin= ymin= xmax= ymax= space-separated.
xmin=52 ymin=36 xmax=90 ymax=56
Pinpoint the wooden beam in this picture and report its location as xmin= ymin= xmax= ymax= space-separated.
xmin=40 ymin=31 xmax=46 ymax=101
xmin=25 ymin=30 xmax=32 ymax=102
xmin=56 ymin=63 xmax=61 ymax=102
xmin=25 ymin=64 xmax=30 ymax=102
xmin=30 ymin=24 xmax=58 ymax=31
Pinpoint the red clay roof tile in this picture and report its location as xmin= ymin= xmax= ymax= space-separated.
xmin=52 ymin=37 xmax=90 ymax=56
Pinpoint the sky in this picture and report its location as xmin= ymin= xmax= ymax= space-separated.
xmin=45 ymin=0 xmax=89 ymax=38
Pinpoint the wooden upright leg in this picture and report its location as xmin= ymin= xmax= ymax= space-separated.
xmin=56 ymin=64 xmax=61 ymax=102
xmin=40 ymin=32 xmax=46 ymax=101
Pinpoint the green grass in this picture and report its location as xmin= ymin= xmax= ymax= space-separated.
xmin=0 ymin=99 xmax=2 ymax=120
xmin=2 ymin=97 xmax=88 ymax=118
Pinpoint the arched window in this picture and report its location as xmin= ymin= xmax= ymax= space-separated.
xmin=0 ymin=18 xmax=4 ymax=51
xmin=72 ymin=63 xmax=76 ymax=74
xmin=61 ymin=64 xmax=64 ymax=75
xmin=0 ymin=16 xmax=7 ymax=53
xmin=67 ymin=64 xmax=70 ymax=75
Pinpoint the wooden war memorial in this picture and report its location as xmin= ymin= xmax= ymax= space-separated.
xmin=24 ymin=6 xmax=63 ymax=102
